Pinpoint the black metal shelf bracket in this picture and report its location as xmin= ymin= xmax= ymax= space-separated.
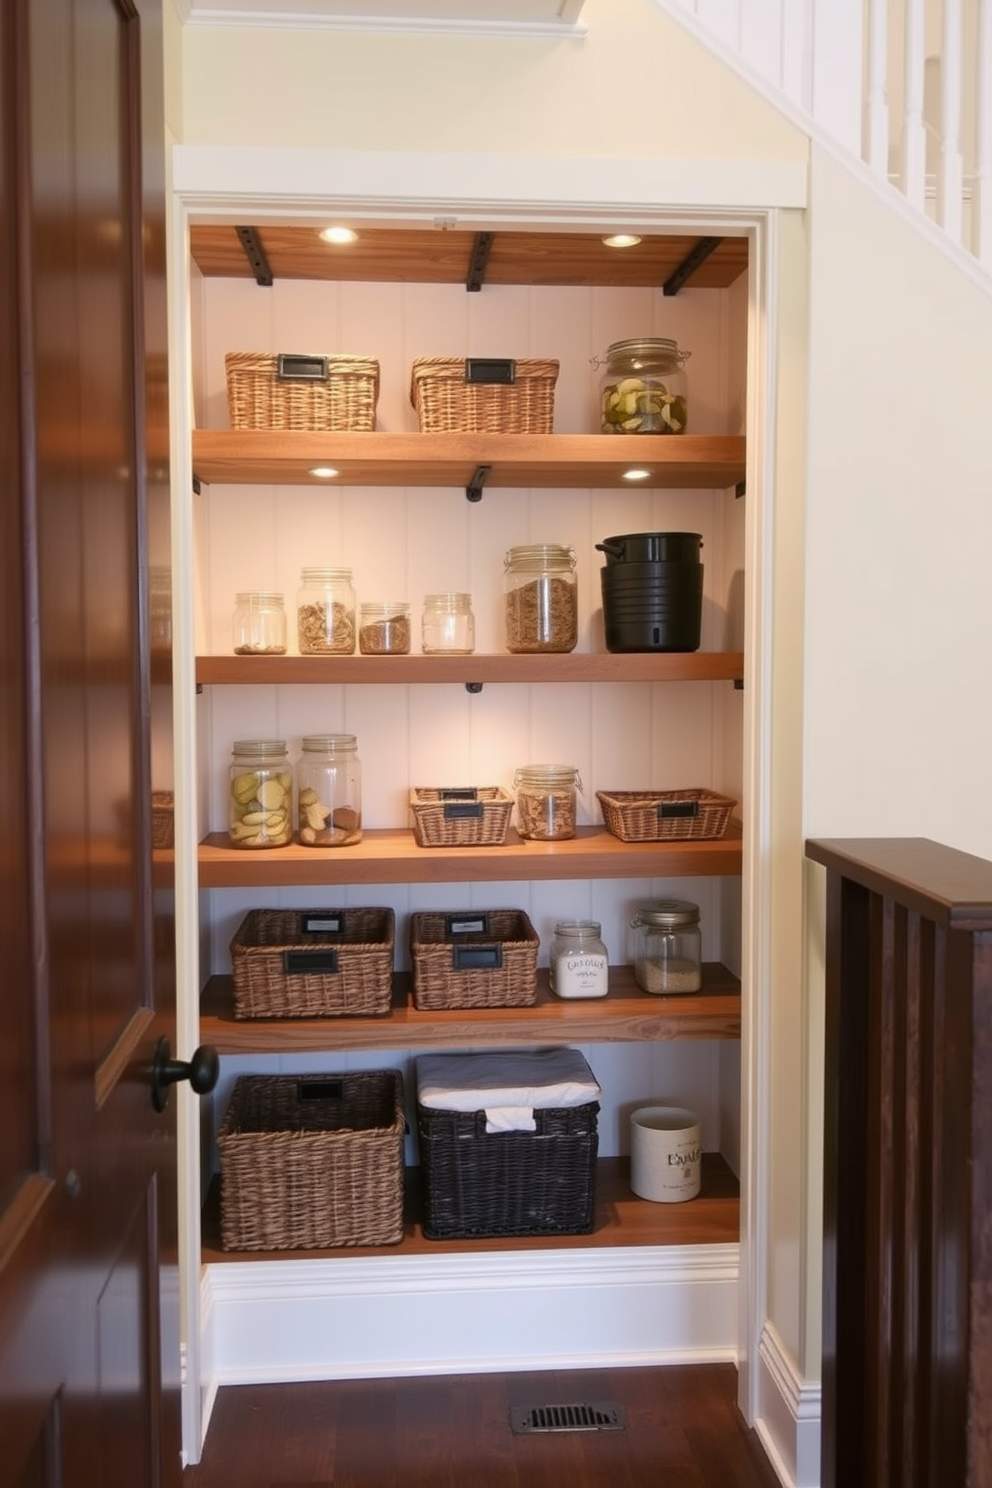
xmin=466 ymin=232 xmax=494 ymax=292
xmin=466 ymin=464 xmax=492 ymax=502
xmin=466 ymin=682 xmax=483 ymax=694
xmin=236 ymin=226 xmax=273 ymax=287
xmin=663 ymin=236 xmax=723 ymax=296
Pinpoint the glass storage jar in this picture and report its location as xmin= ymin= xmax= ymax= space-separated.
xmin=232 ymin=590 xmax=287 ymax=655
xmin=150 ymin=566 xmax=172 ymax=653
xmin=228 ymin=738 xmax=293 ymax=849
xmin=514 ymin=764 xmax=582 ymax=841
xmin=596 ymin=337 xmax=690 ymax=435
xmin=296 ymin=733 xmax=362 ymax=847
xmin=421 ymin=592 xmax=475 ymax=654
xmin=297 ymin=567 xmax=356 ymax=654
xmin=358 ymin=602 xmax=411 ymax=655
xmin=629 ymin=899 xmax=702 ymax=994
xmin=503 ymin=543 xmax=577 ymax=654
xmin=548 ymin=919 xmax=609 ymax=999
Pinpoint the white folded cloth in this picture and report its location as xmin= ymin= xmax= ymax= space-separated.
xmin=416 ymin=1047 xmax=600 ymax=1133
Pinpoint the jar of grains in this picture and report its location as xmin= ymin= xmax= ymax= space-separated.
xmin=595 ymin=337 xmax=690 ymax=435
xmin=503 ymin=544 xmax=577 ymax=653
xmin=629 ymin=899 xmax=702 ymax=994
xmin=421 ymin=592 xmax=475 ymax=654
xmin=228 ymin=739 xmax=293 ymax=849
xmin=548 ymin=919 xmax=609 ymax=999
xmin=232 ymin=590 xmax=287 ymax=656
xmin=295 ymin=734 xmax=362 ymax=847
xmin=514 ymin=764 xmax=582 ymax=841
xmin=297 ymin=568 xmax=356 ymax=654
xmin=359 ymin=602 xmax=411 ymax=655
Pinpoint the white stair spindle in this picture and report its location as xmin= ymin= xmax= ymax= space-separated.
xmin=866 ymin=0 xmax=891 ymax=176
xmin=900 ymin=0 xmax=928 ymax=207
xmin=938 ymin=0 xmax=964 ymax=243
xmin=976 ymin=0 xmax=992 ymax=266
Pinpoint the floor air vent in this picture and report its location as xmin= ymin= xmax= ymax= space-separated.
xmin=510 ymin=1401 xmax=626 ymax=1434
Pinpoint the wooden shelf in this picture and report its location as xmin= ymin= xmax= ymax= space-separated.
xmin=198 ymin=822 xmax=743 ymax=887
xmin=196 ymin=650 xmax=744 ymax=686
xmin=200 ymin=1153 xmax=740 ymax=1263
xmin=192 ymin=430 xmax=745 ymax=491
xmin=200 ymin=963 xmax=742 ymax=1053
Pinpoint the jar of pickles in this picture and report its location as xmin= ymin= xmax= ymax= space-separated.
xmin=596 ymin=337 xmax=690 ymax=435
xmin=628 ymin=899 xmax=702 ymax=994
xmin=228 ymin=739 xmax=293 ymax=849
xmin=514 ymin=764 xmax=581 ymax=841
xmin=503 ymin=544 xmax=577 ymax=654
xmin=297 ymin=568 xmax=356 ymax=654
xmin=232 ymin=590 xmax=287 ymax=656
xmin=296 ymin=734 xmax=362 ymax=847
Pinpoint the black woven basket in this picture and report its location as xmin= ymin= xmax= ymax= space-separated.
xmin=416 ymin=1100 xmax=599 ymax=1239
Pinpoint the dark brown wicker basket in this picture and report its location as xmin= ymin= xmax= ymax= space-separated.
xmin=596 ymin=788 xmax=736 ymax=843
xmin=217 ymin=1071 xmax=405 ymax=1251
xmin=409 ymin=787 xmax=514 ymax=848
xmin=225 ymin=351 xmax=379 ymax=431
xmin=417 ymin=1099 xmax=599 ymax=1238
xmin=409 ymin=909 xmax=539 ymax=1010
xmin=410 ymin=356 xmax=559 ymax=434
xmin=229 ymin=907 xmax=395 ymax=1019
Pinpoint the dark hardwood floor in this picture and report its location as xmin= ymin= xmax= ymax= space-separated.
xmin=182 ymin=1364 xmax=783 ymax=1487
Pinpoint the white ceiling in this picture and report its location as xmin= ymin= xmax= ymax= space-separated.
xmin=181 ymin=0 xmax=586 ymax=29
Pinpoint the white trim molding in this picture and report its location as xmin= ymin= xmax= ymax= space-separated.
xmin=755 ymin=1320 xmax=821 ymax=1488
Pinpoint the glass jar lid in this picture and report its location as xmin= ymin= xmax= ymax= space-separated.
xmin=504 ymin=543 xmax=576 ymax=571
xmin=232 ymin=738 xmax=288 ymax=758
xmin=631 ymin=898 xmax=700 ymax=929
xmin=514 ymin=764 xmax=582 ymax=790
xmin=605 ymin=337 xmax=689 ymax=368
xmin=299 ymin=567 xmax=353 ymax=583
xmin=554 ymin=919 xmax=602 ymax=938
xmin=423 ymin=592 xmax=472 ymax=610
xmin=235 ymin=590 xmax=284 ymax=605
xmin=301 ymin=733 xmax=358 ymax=753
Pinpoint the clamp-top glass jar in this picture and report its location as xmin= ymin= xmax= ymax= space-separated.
xmin=228 ymin=738 xmax=293 ymax=849
xmin=548 ymin=919 xmax=609 ymax=999
xmin=514 ymin=764 xmax=582 ymax=840
xmin=296 ymin=733 xmax=362 ymax=847
xmin=297 ymin=568 xmax=356 ymax=654
xmin=597 ymin=337 xmax=690 ymax=435
xmin=503 ymin=544 xmax=577 ymax=653
xmin=629 ymin=899 xmax=702 ymax=994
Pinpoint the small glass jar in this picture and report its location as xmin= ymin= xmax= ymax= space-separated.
xmin=596 ymin=337 xmax=690 ymax=435
xmin=358 ymin=602 xmax=411 ymax=655
xmin=548 ymin=919 xmax=609 ymax=1000
xmin=421 ymin=592 xmax=475 ymax=654
xmin=228 ymin=738 xmax=293 ymax=849
xmin=503 ymin=544 xmax=577 ymax=654
xmin=296 ymin=733 xmax=362 ymax=847
xmin=297 ymin=567 xmax=356 ymax=654
xmin=514 ymin=764 xmax=582 ymax=841
xmin=232 ymin=590 xmax=287 ymax=656
xmin=150 ymin=566 xmax=172 ymax=653
xmin=629 ymin=899 xmax=702 ymax=994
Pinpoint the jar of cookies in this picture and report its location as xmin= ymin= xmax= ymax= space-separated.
xmin=296 ymin=734 xmax=362 ymax=847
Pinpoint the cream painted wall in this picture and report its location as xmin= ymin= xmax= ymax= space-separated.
xmin=179 ymin=0 xmax=807 ymax=162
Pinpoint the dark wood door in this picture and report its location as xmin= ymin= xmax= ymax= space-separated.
xmin=0 ymin=1 xmax=179 ymax=1485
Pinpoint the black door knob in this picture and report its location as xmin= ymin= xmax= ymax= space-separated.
xmin=151 ymin=1036 xmax=219 ymax=1112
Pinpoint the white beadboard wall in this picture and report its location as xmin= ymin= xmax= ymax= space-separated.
xmin=191 ymin=258 xmax=747 ymax=1175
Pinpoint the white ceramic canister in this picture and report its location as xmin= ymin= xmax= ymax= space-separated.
xmin=629 ymin=1105 xmax=702 ymax=1203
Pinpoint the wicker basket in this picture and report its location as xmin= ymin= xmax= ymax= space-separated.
xmin=225 ymin=351 xmax=379 ymax=431
xmin=217 ymin=1070 xmax=405 ymax=1251
xmin=409 ymin=909 xmax=539 ymax=1010
xmin=151 ymin=791 xmax=174 ymax=848
xmin=409 ymin=787 xmax=514 ymax=848
xmin=229 ymin=907 xmax=395 ymax=1019
xmin=596 ymin=788 xmax=736 ymax=843
xmin=410 ymin=356 xmax=559 ymax=434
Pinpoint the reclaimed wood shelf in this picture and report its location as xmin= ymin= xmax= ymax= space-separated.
xmin=200 ymin=963 xmax=742 ymax=1053
xmin=196 ymin=650 xmax=745 ymax=686
xmin=198 ymin=821 xmax=744 ymax=887
xmin=200 ymin=1153 xmax=741 ymax=1263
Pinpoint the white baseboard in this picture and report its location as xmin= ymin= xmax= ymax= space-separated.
xmin=755 ymin=1321 xmax=821 ymax=1488
xmin=198 ymin=1243 xmax=738 ymax=1449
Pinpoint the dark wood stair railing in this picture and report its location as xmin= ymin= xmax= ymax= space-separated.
xmin=806 ymin=837 xmax=992 ymax=1488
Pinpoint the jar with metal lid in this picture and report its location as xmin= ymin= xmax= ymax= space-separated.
xmin=232 ymin=590 xmax=287 ymax=656
xmin=595 ymin=337 xmax=690 ymax=435
xmin=421 ymin=592 xmax=475 ymax=654
xmin=514 ymin=764 xmax=581 ymax=840
xmin=297 ymin=568 xmax=356 ymax=654
xmin=503 ymin=544 xmax=577 ymax=654
xmin=359 ymin=602 xmax=411 ymax=655
xmin=629 ymin=899 xmax=702 ymax=994
xmin=228 ymin=739 xmax=293 ymax=848
xmin=296 ymin=733 xmax=362 ymax=847
xmin=548 ymin=919 xmax=609 ymax=999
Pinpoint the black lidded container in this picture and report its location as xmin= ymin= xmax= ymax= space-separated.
xmin=596 ymin=531 xmax=703 ymax=653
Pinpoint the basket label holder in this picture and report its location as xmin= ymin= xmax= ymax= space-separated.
xmin=283 ymin=949 xmax=340 ymax=974
xmin=276 ymin=353 xmax=329 ymax=382
xmin=658 ymin=800 xmax=700 ymax=820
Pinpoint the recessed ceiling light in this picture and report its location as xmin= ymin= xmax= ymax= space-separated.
xmin=622 ymin=468 xmax=651 ymax=481
xmin=603 ymin=233 xmax=642 ymax=249
xmin=319 ymin=226 xmax=358 ymax=245
xmin=309 ymin=466 xmax=340 ymax=479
